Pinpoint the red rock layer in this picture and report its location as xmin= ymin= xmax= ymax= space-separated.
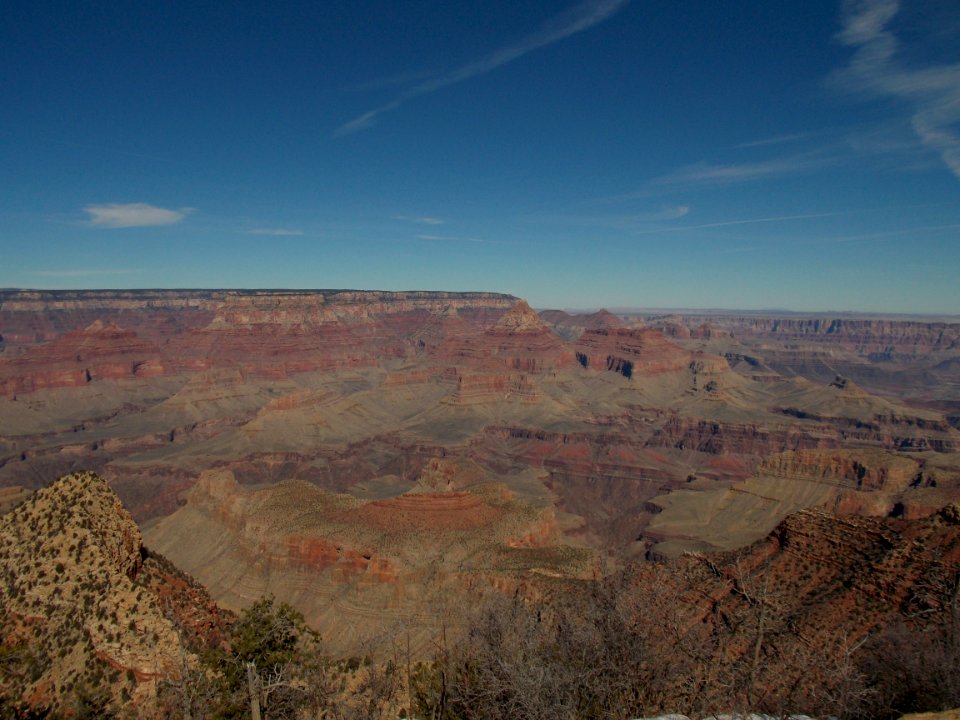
xmin=339 ymin=491 xmax=504 ymax=532
xmin=0 ymin=321 xmax=165 ymax=396
xmin=284 ymin=536 xmax=399 ymax=583
xmin=0 ymin=289 xmax=521 ymax=392
xmin=0 ymin=290 xmax=219 ymax=345
xmin=447 ymin=372 xmax=542 ymax=404
xmin=647 ymin=314 xmax=960 ymax=356
xmin=573 ymin=328 xmax=692 ymax=375
xmin=433 ymin=301 xmax=573 ymax=373
xmin=649 ymin=414 xmax=959 ymax=454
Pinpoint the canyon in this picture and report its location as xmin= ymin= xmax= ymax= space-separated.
xmin=2 ymin=290 xmax=960 ymax=658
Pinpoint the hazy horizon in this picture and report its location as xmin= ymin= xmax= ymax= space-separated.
xmin=3 ymin=285 xmax=960 ymax=320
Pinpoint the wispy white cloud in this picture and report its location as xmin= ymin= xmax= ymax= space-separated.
xmin=416 ymin=234 xmax=485 ymax=243
xmin=30 ymin=268 xmax=142 ymax=277
xmin=633 ymin=211 xmax=851 ymax=235
xmin=531 ymin=205 xmax=691 ymax=230
xmin=833 ymin=0 xmax=960 ymax=180
xmin=651 ymin=153 xmax=831 ymax=187
xmin=246 ymin=228 xmax=304 ymax=236
xmin=734 ymin=132 xmax=814 ymax=149
xmin=336 ymin=0 xmax=628 ymax=135
xmin=84 ymin=202 xmax=190 ymax=228
xmin=816 ymin=222 xmax=960 ymax=244
xmin=395 ymin=215 xmax=446 ymax=225
xmin=650 ymin=205 xmax=690 ymax=220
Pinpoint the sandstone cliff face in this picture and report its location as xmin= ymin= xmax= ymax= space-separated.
xmin=0 ymin=321 xmax=166 ymax=396
xmin=431 ymin=299 xmax=572 ymax=374
xmin=573 ymin=328 xmax=692 ymax=376
xmin=0 ymin=472 xmax=188 ymax=714
xmin=647 ymin=314 xmax=960 ymax=355
xmin=0 ymin=289 xmax=219 ymax=344
xmin=757 ymin=448 xmax=922 ymax=492
xmin=0 ymin=289 xmax=519 ymax=385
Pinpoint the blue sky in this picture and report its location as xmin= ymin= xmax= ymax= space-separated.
xmin=1 ymin=0 xmax=958 ymax=313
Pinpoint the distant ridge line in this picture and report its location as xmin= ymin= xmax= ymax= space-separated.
xmin=0 ymin=288 xmax=518 ymax=301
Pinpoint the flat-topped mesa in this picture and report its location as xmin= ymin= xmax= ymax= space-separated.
xmin=207 ymin=290 xmax=517 ymax=328
xmin=158 ymin=290 xmax=518 ymax=378
xmin=0 ymin=290 xmax=221 ymax=345
xmin=0 ymin=289 xmax=518 ymax=348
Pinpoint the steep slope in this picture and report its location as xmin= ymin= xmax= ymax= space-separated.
xmin=0 ymin=471 xmax=222 ymax=716
xmin=645 ymin=446 xmax=960 ymax=557
xmin=540 ymin=308 xmax=625 ymax=340
xmin=411 ymin=502 xmax=960 ymax=720
xmin=144 ymin=465 xmax=591 ymax=656
xmin=667 ymin=500 xmax=960 ymax=659
xmin=622 ymin=502 xmax=960 ymax=716
xmin=0 ymin=320 xmax=167 ymax=397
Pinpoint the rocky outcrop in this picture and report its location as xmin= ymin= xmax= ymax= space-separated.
xmin=0 ymin=472 xmax=191 ymax=715
xmin=646 ymin=417 xmax=839 ymax=455
xmin=494 ymin=300 xmax=548 ymax=333
xmin=625 ymin=502 xmax=960 ymax=716
xmin=573 ymin=328 xmax=693 ymax=377
xmin=539 ymin=308 xmax=625 ymax=340
xmin=447 ymin=372 xmax=542 ymax=404
xmin=432 ymin=300 xmax=572 ymax=374
xmin=716 ymin=503 xmax=960 ymax=638
xmin=757 ymin=448 xmax=923 ymax=492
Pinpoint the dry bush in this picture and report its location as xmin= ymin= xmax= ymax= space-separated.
xmin=413 ymin=573 xmax=662 ymax=720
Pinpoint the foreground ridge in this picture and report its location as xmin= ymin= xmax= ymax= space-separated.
xmin=0 ymin=471 xmax=225 ymax=715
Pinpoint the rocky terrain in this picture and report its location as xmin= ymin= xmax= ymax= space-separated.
xmin=409 ymin=495 xmax=960 ymax=720
xmin=1 ymin=468 xmax=957 ymax=717
xmin=0 ymin=471 xmax=228 ymax=715
xmin=632 ymin=499 xmax=960 ymax=716
xmin=2 ymin=290 xmax=960 ymax=659
xmin=634 ymin=311 xmax=960 ymax=415
xmin=144 ymin=463 xmax=585 ymax=654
